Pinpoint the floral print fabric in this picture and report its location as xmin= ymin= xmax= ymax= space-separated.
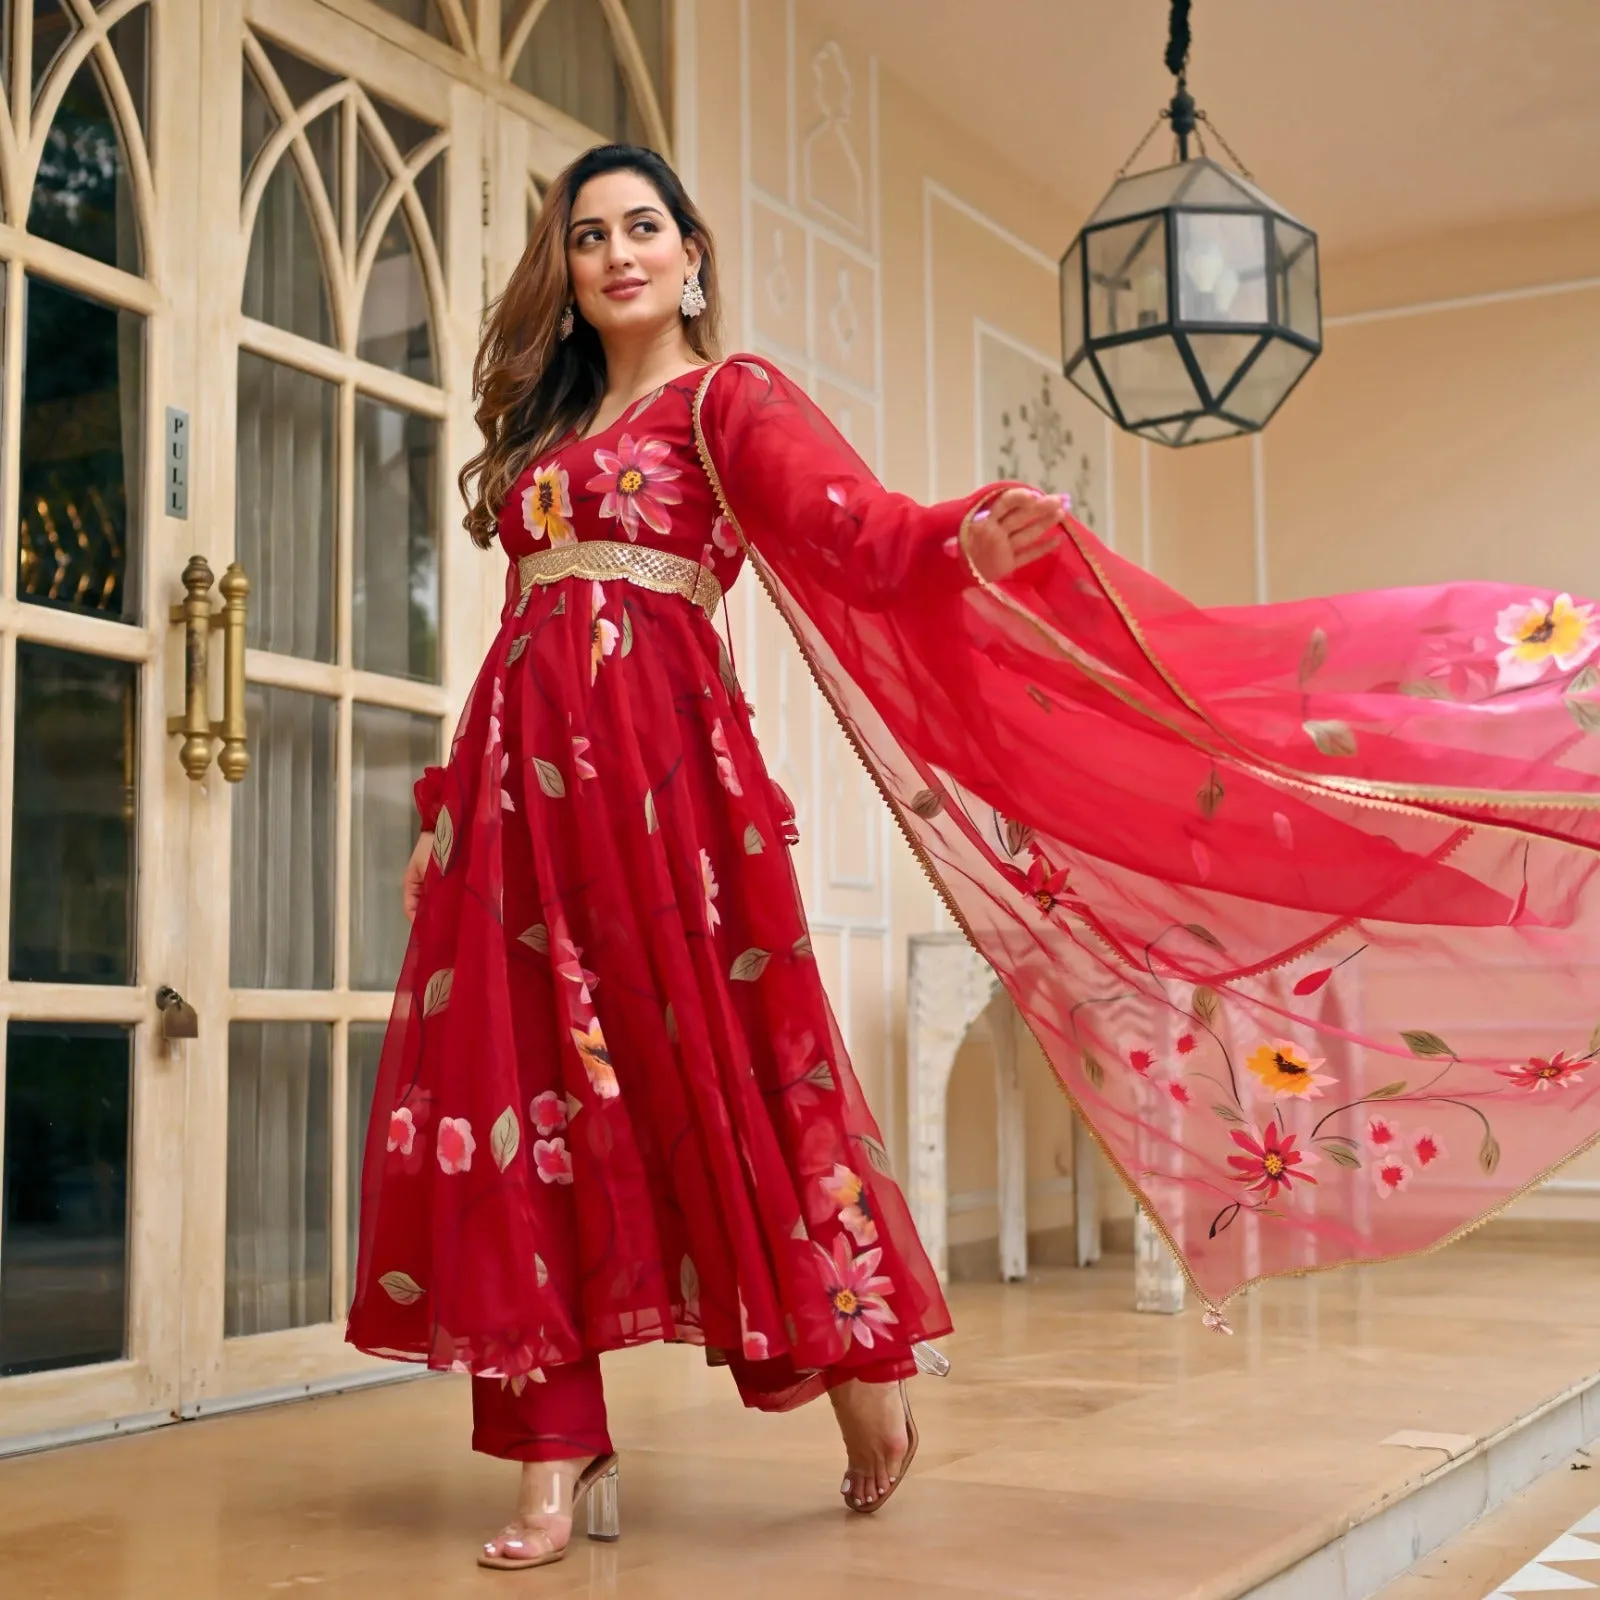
xmin=696 ymin=357 xmax=1600 ymax=1315
xmin=347 ymin=371 xmax=951 ymax=1402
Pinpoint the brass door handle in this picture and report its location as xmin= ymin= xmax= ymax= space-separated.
xmin=166 ymin=555 xmax=251 ymax=782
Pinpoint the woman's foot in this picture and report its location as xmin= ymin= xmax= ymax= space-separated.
xmin=480 ymin=1456 xmax=589 ymax=1568
xmin=828 ymin=1378 xmax=912 ymax=1509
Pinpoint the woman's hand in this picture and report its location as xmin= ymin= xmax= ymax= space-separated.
xmin=965 ymin=488 xmax=1067 ymax=582
xmin=403 ymin=831 xmax=434 ymax=923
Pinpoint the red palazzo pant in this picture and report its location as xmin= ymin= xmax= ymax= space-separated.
xmin=471 ymin=1348 xmax=918 ymax=1462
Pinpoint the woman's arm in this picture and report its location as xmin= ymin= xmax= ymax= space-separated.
xmin=697 ymin=357 xmax=1060 ymax=608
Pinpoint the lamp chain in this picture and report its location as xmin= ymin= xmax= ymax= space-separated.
xmin=1194 ymin=110 xmax=1257 ymax=182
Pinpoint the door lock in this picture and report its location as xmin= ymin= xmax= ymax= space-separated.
xmin=155 ymin=986 xmax=199 ymax=1040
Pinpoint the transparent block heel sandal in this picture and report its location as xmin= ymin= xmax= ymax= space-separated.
xmin=478 ymin=1454 xmax=620 ymax=1571
xmin=842 ymin=1343 xmax=951 ymax=1516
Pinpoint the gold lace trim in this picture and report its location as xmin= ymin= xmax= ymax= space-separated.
xmin=516 ymin=541 xmax=723 ymax=619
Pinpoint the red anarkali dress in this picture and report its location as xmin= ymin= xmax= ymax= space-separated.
xmin=347 ymin=362 xmax=957 ymax=1404
xmin=352 ymin=354 xmax=1600 ymax=1363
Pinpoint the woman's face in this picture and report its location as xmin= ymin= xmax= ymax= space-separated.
xmin=565 ymin=169 xmax=700 ymax=343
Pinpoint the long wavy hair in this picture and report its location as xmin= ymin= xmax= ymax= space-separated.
xmin=459 ymin=144 xmax=724 ymax=547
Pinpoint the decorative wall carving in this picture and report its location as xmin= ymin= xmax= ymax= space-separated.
xmin=800 ymin=40 xmax=865 ymax=235
xmin=979 ymin=329 xmax=1107 ymax=536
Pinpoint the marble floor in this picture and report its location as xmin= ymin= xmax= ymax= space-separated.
xmin=1376 ymin=1453 xmax=1600 ymax=1599
xmin=3 ymin=1232 xmax=1599 ymax=1600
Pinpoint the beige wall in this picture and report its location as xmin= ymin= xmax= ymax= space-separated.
xmin=684 ymin=0 xmax=1600 ymax=1255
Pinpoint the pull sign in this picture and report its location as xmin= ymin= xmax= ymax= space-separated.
xmin=165 ymin=407 xmax=190 ymax=519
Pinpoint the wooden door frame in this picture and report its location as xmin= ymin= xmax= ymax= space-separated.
xmin=0 ymin=0 xmax=204 ymax=1452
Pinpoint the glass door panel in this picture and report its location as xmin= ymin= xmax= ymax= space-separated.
xmin=182 ymin=0 xmax=467 ymax=1410
xmin=0 ymin=0 xmax=200 ymax=1451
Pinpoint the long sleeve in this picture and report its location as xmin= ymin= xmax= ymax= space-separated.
xmin=698 ymin=357 xmax=1008 ymax=610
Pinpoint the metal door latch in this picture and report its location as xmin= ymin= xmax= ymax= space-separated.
xmin=155 ymin=986 xmax=199 ymax=1040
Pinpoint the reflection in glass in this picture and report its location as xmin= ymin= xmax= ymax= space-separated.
xmin=1176 ymin=212 xmax=1268 ymax=325
xmin=10 ymin=645 xmax=136 ymax=984
xmin=1095 ymin=335 xmax=1199 ymax=427
xmin=230 ymin=686 xmax=335 ymax=990
xmin=107 ymin=6 xmax=150 ymax=141
xmin=241 ymin=60 xmax=278 ymax=180
xmin=1 ymin=1024 xmax=131 ymax=1376
xmin=18 ymin=278 xmax=144 ymax=620
xmin=236 ymin=353 xmax=336 ymax=660
xmin=226 ymin=1023 xmax=331 ymax=1337
xmin=30 ymin=2 xmax=75 ymax=109
xmin=358 ymin=207 xmax=435 ymax=381
xmin=356 ymin=126 xmax=386 ymax=237
xmin=347 ymin=1023 xmax=386 ymax=1274
xmin=352 ymin=705 xmax=439 ymax=990
xmin=28 ymin=33 xmax=143 ymax=273
xmin=354 ymin=399 xmax=439 ymax=679
xmin=1087 ymin=215 xmax=1167 ymax=339
xmin=242 ymin=155 xmax=334 ymax=345
xmin=364 ymin=94 xmax=444 ymax=244
xmin=511 ymin=0 xmax=668 ymax=147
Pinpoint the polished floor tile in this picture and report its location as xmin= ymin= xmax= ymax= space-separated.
xmin=3 ymin=1230 xmax=1598 ymax=1600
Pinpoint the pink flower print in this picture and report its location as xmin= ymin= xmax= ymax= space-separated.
xmin=1163 ymin=1076 xmax=1193 ymax=1109
xmin=436 ymin=1116 xmax=475 ymax=1175
xmin=522 ymin=464 xmax=574 ymax=545
xmin=553 ymin=936 xmax=599 ymax=1006
xmin=711 ymin=514 xmax=740 ymax=559
xmin=529 ymin=1090 xmax=567 ymax=1137
xmin=738 ymin=1290 xmax=769 ymax=1361
xmin=1412 ymin=1128 xmax=1445 ymax=1168
xmin=700 ymin=848 xmax=721 ymax=931
xmin=533 ymin=1137 xmax=574 ymax=1185
xmin=1366 ymin=1115 xmax=1401 ymax=1151
xmin=821 ymin=1164 xmax=878 ymax=1247
xmin=586 ymin=434 xmax=683 ymax=541
xmin=572 ymin=735 xmax=597 ymax=782
xmin=1372 ymin=1156 xmax=1412 ymax=1198
xmin=1499 ymin=1051 xmax=1588 ymax=1092
xmin=1175 ymin=1033 xmax=1197 ymax=1056
xmin=590 ymin=582 xmax=620 ymax=682
xmin=816 ymin=1236 xmax=898 ymax=1351
xmin=1128 ymin=1049 xmax=1155 ymax=1078
xmin=710 ymin=720 xmax=743 ymax=795
xmin=500 ymin=749 xmax=514 ymax=813
xmin=387 ymin=1107 xmax=416 ymax=1156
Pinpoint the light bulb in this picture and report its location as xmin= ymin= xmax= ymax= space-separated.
xmin=1183 ymin=243 xmax=1224 ymax=296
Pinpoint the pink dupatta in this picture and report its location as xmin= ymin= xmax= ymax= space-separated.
xmin=695 ymin=355 xmax=1600 ymax=1315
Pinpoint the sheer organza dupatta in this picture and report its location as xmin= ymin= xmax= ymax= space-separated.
xmin=695 ymin=357 xmax=1600 ymax=1313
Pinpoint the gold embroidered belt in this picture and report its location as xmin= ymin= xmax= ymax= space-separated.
xmin=516 ymin=541 xmax=723 ymax=620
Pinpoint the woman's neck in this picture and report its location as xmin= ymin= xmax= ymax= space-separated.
xmin=597 ymin=324 xmax=704 ymax=410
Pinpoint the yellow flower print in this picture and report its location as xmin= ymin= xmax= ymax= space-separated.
xmin=522 ymin=464 xmax=574 ymax=545
xmin=1494 ymin=593 xmax=1599 ymax=689
xmin=571 ymin=1018 xmax=620 ymax=1100
xmin=821 ymin=1163 xmax=877 ymax=1247
xmin=1245 ymin=1038 xmax=1335 ymax=1099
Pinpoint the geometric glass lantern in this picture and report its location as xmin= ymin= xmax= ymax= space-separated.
xmin=1061 ymin=3 xmax=1321 ymax=445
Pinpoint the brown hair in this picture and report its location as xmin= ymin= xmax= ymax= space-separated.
xmin=458 ymin=144 xmax=724 ymax=548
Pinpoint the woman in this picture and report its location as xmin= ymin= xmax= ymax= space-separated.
xmin=351 ymin=141 xmax=1600 ymax=1565
xmin=347 ymin=142 xmax=1063 ymax=1569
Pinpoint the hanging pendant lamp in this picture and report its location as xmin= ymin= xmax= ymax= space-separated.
xmin=1060 ymin=0 xmax=1322 ymax=446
